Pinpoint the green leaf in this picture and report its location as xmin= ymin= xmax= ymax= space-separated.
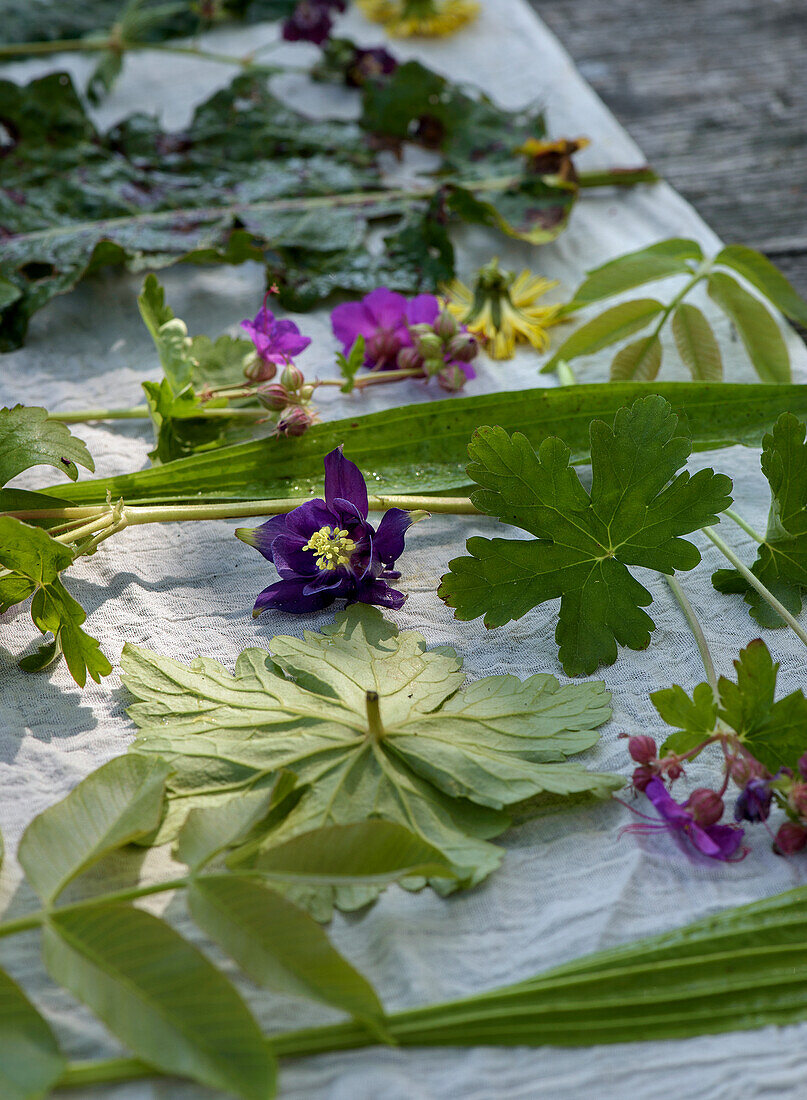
xmin=38 ymin=381 xmax=806 ymax=508
xmin=43 ymin=904 xmax=275 ymax=1100
xmin=337 ymin=336 xmax=366 ymax=394
xmin=566 ymin=239 xmax=702 ymax=310
xmin=189 ymin=874 xmax=384 ymax=1022
xmin=439 ymin=396 xmax=733 ymax=675
xmin=0 ymin=405 xmax=93 ymax=487
xmin=29 ymin=578 xmax=112 ymax=687
xmin=713 ymin=412 xmax=807 ymax=626
xmin=18 ymin=755 xmax=172 ymax=904
xmin=609 ymin=334 xmax=662 ymax=381
xmin=0 ymin=966 xmax=65 ymax=1100
xmin=138 ymin=274 xmax=191 ymax=390
xmin=241 ymin=821 xmax=457 ymax=885
xmin=542 ymin=299 xmax=665 ymax=374
xmin=361 ymin=885 xmax=807 ymax=1048
xmin=122 ymin=605 xmax=616 ymax=896
xmin=717 ymin=640 xmax=807 ymax=773
xmin=707 ymin=271 xmax=791 ymax=383
xmin=653 ymin=640 xmax=807 ymax=773
xmin=176 ymin=782 xmax=296 ymax=871
xmin=0 ymin=517 xmax=74 ymax=584
xmin=671 ymin=303 xmax=723 ymax=381
xmin=716 ymin=244 xmax=807 ymax=328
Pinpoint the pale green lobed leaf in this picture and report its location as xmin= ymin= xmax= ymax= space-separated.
xmin=122 ymin=606 xmax=615 ymax=898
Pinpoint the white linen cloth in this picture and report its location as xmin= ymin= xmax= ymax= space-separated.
xmin=2 ymin=3 xmax=807 ymax=1097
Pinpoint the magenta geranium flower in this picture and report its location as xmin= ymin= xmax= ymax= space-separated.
xmin=241 ymin=304 xmax=312 ymax=373
xmin=620 ymin=778 xmax=746 ymax=862
xmin=331 ymin=287 xmax=439 ymax=371
xmin=235 ymin=447 xmax=412 ymax=616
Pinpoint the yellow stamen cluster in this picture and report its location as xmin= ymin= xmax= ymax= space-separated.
xmin=357 ymin=0 xmax=479 ymax=37
xmin=304 ymin=526 xmax=356 ymax=571
xmin=443 ymin=259 xmax=563 ymax=360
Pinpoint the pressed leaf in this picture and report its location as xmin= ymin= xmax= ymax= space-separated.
xmin=439 ymin=396 xmax=733 ymax=675
xmin=713 ymin=412 xmax=807 ymax=626
xmin=0 ymin=966 xmax=65 ymax=1100
xmin=19 ymin=755 xmax=172 ymax=903
xmin=707 ymin=271 xmax=791 ymax=383
xmin=43 ymin=904 xmax=275 ymax=1100
xmin=716 ymin=244 xmax=807 ymax=328
xmin=609 ymin=334 xmax=662 ymax=381
xmin=34 ymin=382 xmax=807 ymax=508
xmin=567 ymin=239 xmax=701 ymax=309
xmin=542 ymin=299 xmax=665 ymax=373
xmin=0 ymin=405 xmax=93 ymax=487
xmin=122 ymin=605 xmax=616 ymax=895
xmin=189 ymin=875 xmax=384 ymax=1021
xmin=671 ymin=302 xmax=723 ymax=381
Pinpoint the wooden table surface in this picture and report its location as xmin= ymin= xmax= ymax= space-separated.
xmin=533 ymin=0 xmax=807 ymax=309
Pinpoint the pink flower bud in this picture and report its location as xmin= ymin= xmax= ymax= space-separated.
xmin=447 ymin=331 xmax=479 ymax=363
xmin=434 ymin=308 xmax=459 ymax=340
xmin=789 ymin=782 xmax=807 ymax=818
xmin=728 ymin=753 xmax=765 ymax=786
xmin=438 ymin=365 xmax=468 ymax=392
xmin=663 ymin=760 xmax=684 ymax=781
xmin=396 ymin=346 xmax=424 ymax=372
xmin=280 ymin=364 xmax=304 ymax=391
xmin=632 ymin=764 xmax=656 ymax=792
xmin=276 ymin=406 xmax=313 ymax=437
xmin=685 ymin=788 xmax=724 ymax=827
xmin=627 ymin=735 xmax=657 ymax=764
xmin=257 ymin=383 xmax=289 ymax=411
xmin=774 ymin=822 xmax=807 ymax=856
xmin=244 ymin=353 xmax=277 ymax=383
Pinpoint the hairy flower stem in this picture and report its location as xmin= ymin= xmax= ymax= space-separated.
xmin=723 ymin=508 xmax=765 ymax=544
xmin=703 ymin=526 xmax=807 ymax=649
xmin=664 ymin=575 xmax=719 ymax=696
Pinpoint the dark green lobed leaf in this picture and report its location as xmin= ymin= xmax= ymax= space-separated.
xmin=0 ymin=405 xmax=93 ymax=487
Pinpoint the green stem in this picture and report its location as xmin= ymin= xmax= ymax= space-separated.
xmin=3 ymin=496 xmax=480 ymax=526
xmin=664 ymin=575 xmax=719 ymax=695
xmin=724 ymin=508 xmax=765 ymax=544
xmin=703 ymin=526 xmax=807 ymax=648
xmin=0 ymin=36 xmax=253 ymax=67
xmin=48 ymin=408 xmax=151 ymax=423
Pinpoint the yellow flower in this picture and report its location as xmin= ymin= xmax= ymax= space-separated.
xmin=443 ymin=260 xmax=563 ymax=360
xmin=357 ymin=0 xmax=480 ymax=37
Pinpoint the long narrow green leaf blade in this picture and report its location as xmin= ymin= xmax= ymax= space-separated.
xmin=0 ymin=967 xmax=65 ymax=1100
xmin=33 ymin=383 xmax=807 ymax=506
xmin=44 ymin=904 xmax=275 ymax=1100
xmin=708 ymin=271 xmax=791 ymax=383
xmin=19 ymin=755 xmax=172 ymax=904
xmin=189 ymin=875 xmax=384 ymax=1022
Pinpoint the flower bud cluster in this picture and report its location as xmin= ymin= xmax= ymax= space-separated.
xmin=406 ymin=309 xmax=479 ymax=392
xmin=255 ymin=364 xmax=319 ymax=437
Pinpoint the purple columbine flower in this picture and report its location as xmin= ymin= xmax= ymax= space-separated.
xmin=620 ymin=778 xmax=746 ymax=862
xmin=241 ymin=304 xmax=312 ymax=378
xmin=235 ymin=446 xmax=413 ymax=616
xmin=734 ymin=777 xmax=772 ymax=823
xmin=282 ymin=0 xmax=346 ymax=45
xmin=331 ymin=287 xmax=441 ymax=371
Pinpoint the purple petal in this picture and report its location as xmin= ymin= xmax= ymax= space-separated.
xmin=235 ymin=515 xmax=289 ymax=563
xmin=694 ymin=823 xmax=747 ymax=861
xmin=271 ymin=533 xmax=316 ymax=578
xmin=324 ymin=447 xmax=368 ymax=519
xmin=373 ymin=508 xmax=412 ymax=567
xmin=644 ymin=778 xmax=692 ymax=828
xmin=284 ymin=499 xmax=333 ymax=539
xmin=362 ymin=287 xmax=409 ymax=329
xmin=405 ymin=294 xmax=440 ymax=326
xmin=303 ymin=572 xmax=349 ymax=596
xmin=355 ymin=579 xmax=407 ymax=610
xmin=269 ymin=319 xmax=312 ymax=358
xmin=331 ymin=300 xmax=378 ymax=353
xmin=253 ymin=578 xmax=336 ymax=616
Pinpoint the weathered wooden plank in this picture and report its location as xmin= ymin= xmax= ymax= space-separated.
xmin=534 ymin=0 xmax=807 ymax=300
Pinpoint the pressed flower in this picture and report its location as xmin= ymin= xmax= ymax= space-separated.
xmin=331 ymin=287 xmax=438 ymax=371
xmin=619 ymin=778 xmax=746 ymax=862
xmin=236 ymin=446 xmax=414 ymax=615
xmin=444 ymin=258 xmax=562 ymax=360
xmin=240 ymin=303 xmax=312 ymax=381
xmin=357 ymin=0 xmax=479 ymax=37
